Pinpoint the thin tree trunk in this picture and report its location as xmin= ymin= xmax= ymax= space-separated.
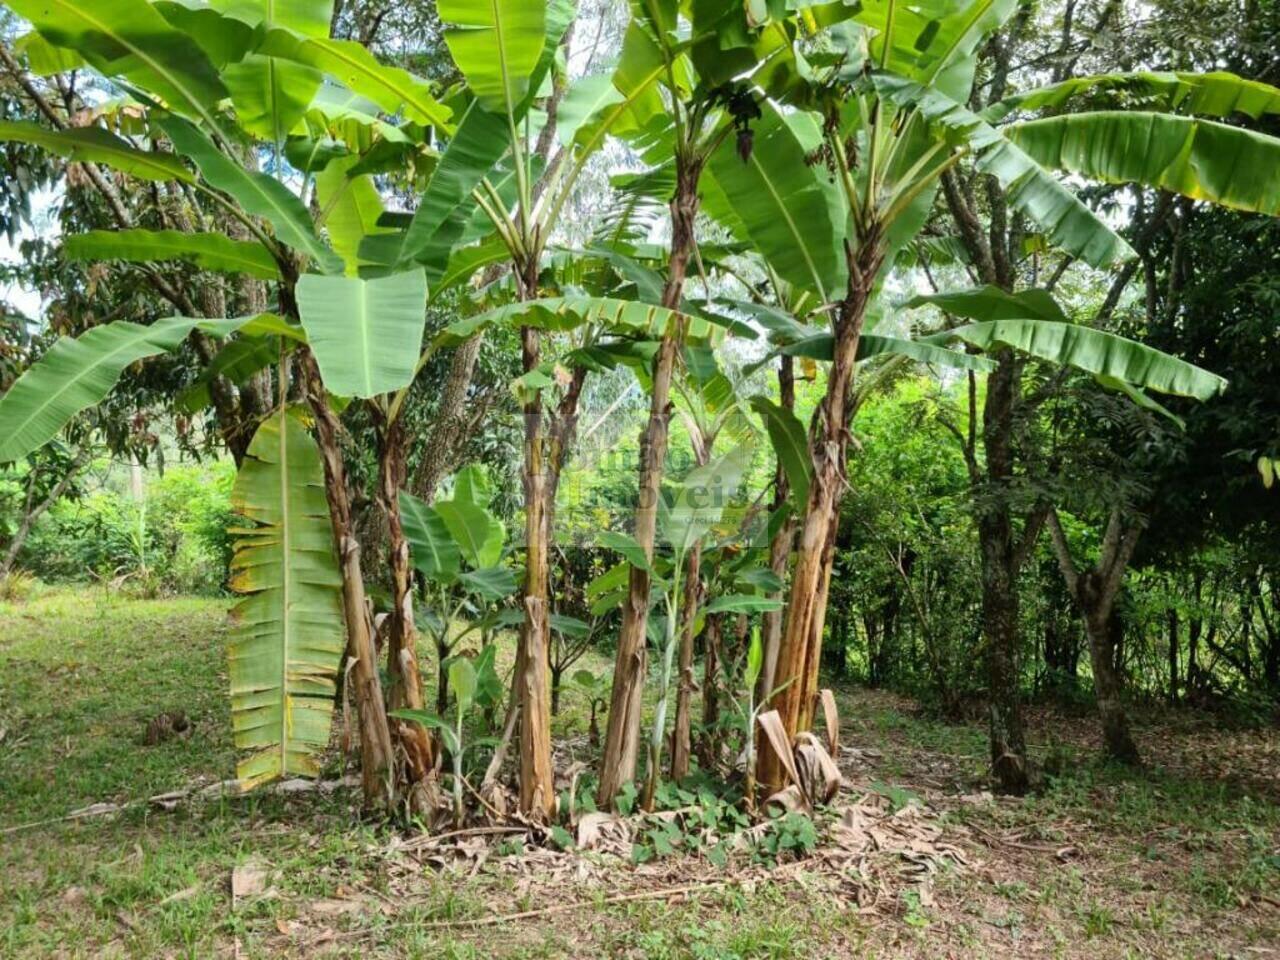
xmin=375 ymin=416 xmax=435 ymax=786
xmin=977 ymin=352 xmax=1030 ymax=794
xmin=757 ymin=241 xmax=883 ymax=795
xmin=412 ymin=335 xmax=485 ymax=502
xmin=1 ymin=448 xmax=88 ymax=577
xmin=1047 ymin=508 xmax=1142 ymax=765
xmin=517 ymin=318 xmax=556 ymax=819
xmin=757 ymin=355 xmax=796 ymax=703
xmin=669 ymin=544 xmax=702 ymax=780
xmin=597 ymin=159 xmax=702 ymax=807
xmin=1085 ymin=608 xmax=1140 ymax=763
xmin=299 ymin=347 xmax=394 ymax=811
xmin=697 ymin=612 xmax=723 ymax=768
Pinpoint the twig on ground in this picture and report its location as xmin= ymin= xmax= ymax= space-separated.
xmin=340 ymin=880 xmax=732 ymax=935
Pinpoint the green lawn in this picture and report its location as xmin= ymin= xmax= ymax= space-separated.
xmin=2 ymin=587 xmax=1277 ymax=958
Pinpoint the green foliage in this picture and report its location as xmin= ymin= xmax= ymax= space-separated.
xmin=752 ymin=811 xmax=818 ymax=865
xmin=16 ymin=461 xmax=235 ymax=593
xmin=295 ymin=269 xmax=428 ymax=398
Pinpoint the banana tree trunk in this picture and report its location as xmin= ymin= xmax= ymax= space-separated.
xmin=517 ymin=321 xmax=556 ymax=819
xmin=696 ymin=611 xmax=723 ymax=768
xmin=669 ymin=542 xmax=703 ymax=780
xmin=299 ymin=348 xmax=394 ymax=811
xmin=597 ymin=160 xmax=702 ymax=808
xmin=757 ymin=245 xmax=882 ymax=796
xmin=758 ymin=355 xmax=796 ymax=703
xmin=375 ymin=416 xmax=435 ymax=788
xmin=508 ymin=342 xmax=586 ymax=816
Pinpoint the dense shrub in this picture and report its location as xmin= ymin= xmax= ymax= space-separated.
xmin=15 ymin=461 xmax=234 ymax=594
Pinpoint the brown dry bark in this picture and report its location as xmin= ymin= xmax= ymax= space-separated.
xmin=374 ymin=415 xmax=435 ymax=786
xmin=517 ymin=315 xmax=556 ymax=819
xmin=596 ymin=159 xmax=702 ymax=808
xmin=297 ymin=347 xmax=394 ymax=810
xmin=758 ymin=355 xmax=797 ymax=703
xmin=669 ymin=544 xmax=703 ymax=780
xmin=757 ymin=241 xmax=883 ymax=795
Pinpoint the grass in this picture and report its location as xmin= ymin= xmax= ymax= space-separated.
xmin=2 ymin=587 xmax=1278 ymax=958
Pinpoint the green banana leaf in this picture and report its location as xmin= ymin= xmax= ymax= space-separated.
xmin=8 ymin=0 xmax=227 ymax=123
xmin=0 ymin=314 xmax=257 ymax=463
xmin=157 ymin=114 xmax=343 ymax=274
xmin=437 ymin=296 xmax=702 ymax=348
xmin=937 ymin=319 xmax=1228 ymax=400
xmin=660 ymin=443 xmax=755 ymax=557
xmin=210 ymin=0 xmax=333 ymax=34
xmin=176 ymin=336 xmax=280 ymax=415
xmin=295 ymin=269 xmax=428 ymax=398
xmin=391 ymin=102 xmax=509 ymax=270
xmin=227 ymin=407 xmax=345 ymax=790
xmin=400 ymin=490 xmax=462 ymax=584
xmin=906 ymin=285 xmax=1069 ymax=323
xmin=434 ymin=498 xmax=504 ymax=570
xmin=315 ymin=155 xmax=391 ymax=273
xmin=437 ymin=0 xmax=546 ymax=116
xmin=223 ymin=54 xmax=321 ymax=144
xmin=458 ymin=566 xmax=517 ymax=601
xmin=749 ymin=396 xmax=811 ymax=510
xmin=874 ymin=73 xmax=1134 ymax=269
xmin=63 ymin=229 xmax=280 ymax=279
xmin=773 ymin=331 xmax=997 ymax=373
xmin=707 ymin=101 xmax=845 ymax=303
xmin=987 ymin=71 xmax=1280 ymax=122
xmin=1006 ymin=112 xmax=1280 ymax=217
xmin=0 ymin=122 xmax=193 ymax=183
xmin=258 ymin=30 xmax=451 ymax=127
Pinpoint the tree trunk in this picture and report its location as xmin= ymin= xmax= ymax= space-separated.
xmin=299 ymin=348 xmax=394 ymax=811
xmin=1166 ymin=605 xmax=1179 ymax=705
xmin=375 ymin=416 xmax=435 ymax=786
xmin=517 ymin=323 xmax=556 ymax=819
xmin=976 ymin=352 xmax=1030 ymax=794
xmin=1047 ymin=509 xmax=1142 ymax=765
xmin=757 ymin=355 xmax=796 ymax=704
xmin=511 ymin=337 xmax=585 ymax=817
xmin=669 ymin=544 xmax=702 ymax=780
xmin=757 ymin=242 xmax=883 ymax=795
xmin=597 ymin=159 xmax=701 ymax=807
xmin=1085 ymin=605 xmax=1140 ymax=763
xmin=697 ymin=612 xmax=723 ymax=768
xmin=412 ymin=334 xmax=485 ymax=503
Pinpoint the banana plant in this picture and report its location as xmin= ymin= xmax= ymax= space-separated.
xmin=363 ymin=0 xmax=682 ymax=818
xmin=393 ymin=650 xmax=503 ymax=828
xmin=666 ymin=350 xmax=756 ymax=780
xmin=595 ymin=0 xmax=758 ymax=811
xmin=686 ymin=0 xmax=1280 ymax=794
xmin=597 ymin=441 xmax=757 ymax=811
xmin=399 ymin=467 xmax=518 ymax=716
xmin=0 ymin=0 xmax=462 ymax=807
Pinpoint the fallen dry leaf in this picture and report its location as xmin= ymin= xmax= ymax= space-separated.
xmin=231 ymin=858 xmax=270 ymax=906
